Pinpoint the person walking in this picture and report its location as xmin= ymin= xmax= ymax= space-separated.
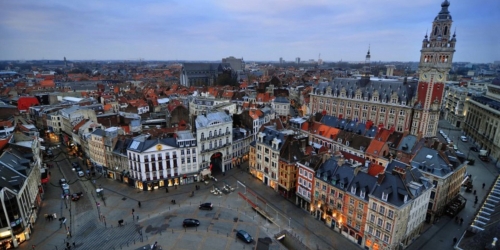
xmin=483 ymin=183 xmax=486 ymax=189
xmin=138 ymin=201 xmax=141 ymax=208
xmin=460 ymin=218 xmax=464 ymax=225
xmin=453 ymin=237 xmax=457 ymax=245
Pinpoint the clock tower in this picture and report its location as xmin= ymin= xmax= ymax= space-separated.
xmin=412 ymin=0 xmax=456 ymax=137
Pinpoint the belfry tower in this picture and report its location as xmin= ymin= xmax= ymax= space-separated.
xmin=411 ymin=0 xmax=456 ymax=137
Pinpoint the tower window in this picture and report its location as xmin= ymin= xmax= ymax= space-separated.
xmin=434 ymin=27 xmax=438 ymax=36
xmin=444 ymin=26 xmax=448 ymax=35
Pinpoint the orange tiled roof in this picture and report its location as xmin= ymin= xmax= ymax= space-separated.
xmin=103 ymin=104 xmax=112 ymax=111
xmin=40 ymin=79 xmax=55 ymax=87
xmin=367 ymin=163 xmax=385 ymax=177
xmin=366 ymin=139 xmax=385 ymax=156
xmin=249 ymin=110 xmax=263 ymax=120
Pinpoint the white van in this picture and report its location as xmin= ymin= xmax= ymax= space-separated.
xmin=460 ymin=136 xmax=468 ymax=142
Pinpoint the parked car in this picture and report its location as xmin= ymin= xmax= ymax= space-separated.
xmin=236 ymin=230 xmax=253 ymax=243
xmin=182 ymin=219 xmax=200 ymax=227
xmin=460 ymin=136 xmax=468 ymax=142
xmin=77 ymin=171 xmax=85 ymax=177
xmin=71 ymin=192 xmax=83 ymax=201
xmin=199 ymin=202 xmax=213 ymax=210
xmin=59 ymin=178 xmax=67 ymax=185
xmin=72 ymin=162 xmax=82 ymax=172
xmin=470 ymin=147 xmax=479 ymax=152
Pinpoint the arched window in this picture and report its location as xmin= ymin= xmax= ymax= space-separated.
xmin=226 ymin=127 xmax=229 ymax=133
xmin=219 ymin=139 xmax=222 ymax=146
xmin=444 ymin=26 xmax=448 ymax=35
xmin=214 ymin=130 xmax=217 ymax=136
xmin=434 ymin=27 xmax=438 ymax=36
xmin=209 ymin=131 xmax=212 ymax=137
xmin=219 ymin=129 xmax=222 ymax=135
xmin=201 ymin=132 xmax=204 ymax=139
xmin=209 ymin=142 xmax=212 ymax=149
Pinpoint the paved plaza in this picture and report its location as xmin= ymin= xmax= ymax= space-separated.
xmin=23 ymin=122 xmax=497 ymax=250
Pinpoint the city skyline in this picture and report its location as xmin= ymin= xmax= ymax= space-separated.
xmin=1 ymin=0 xmax=499 ymax=63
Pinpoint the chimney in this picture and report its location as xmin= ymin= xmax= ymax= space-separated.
xmin=392 ymin=166 xmax=406 ymax=179
xmin=337 ymin=156 xmax=345 ymax=166
xmin=322 ymin=152 xmax=331 ymax=164
xmin=377 ymin=173 xmax=385 ymax=184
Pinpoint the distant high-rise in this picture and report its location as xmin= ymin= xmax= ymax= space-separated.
xmin=295 ymin=57 xmax=300 ymax=64
xmin=222 ymin=56 xmax=245 ymax=71
xmin=64 ymin=57 xmax=67 ymax=67
xmin=279 ymin=57 xmax=283 ymax=64
xmin=386 ymin=65 xmax=395 ymax=76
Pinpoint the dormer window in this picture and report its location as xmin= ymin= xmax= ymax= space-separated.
xmin=338 ymin=138 xmax=342 ymax=143
xmin=340 ymin=182 xmax=344 ymax=189
xmin=360 ymin=190 xmax=365 ymax=198
xmin=382 ymin=192 xmax=388 ymax=201
xmin=351 ymin=186 xmax=356 ymax=194
xmin=404 ymin=195 xmax=408 ymax=203
xmin=346 ymin=141 xmax=350 ymax=146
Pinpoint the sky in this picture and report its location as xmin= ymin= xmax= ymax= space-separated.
xmin=0 ymin=0 xmax=499 ymax=63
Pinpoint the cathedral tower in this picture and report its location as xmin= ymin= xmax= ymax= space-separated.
xmin=411 ymin=0 xmax=456 ymax=137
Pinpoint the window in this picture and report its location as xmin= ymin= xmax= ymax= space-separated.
xmin=368 ymin=226 xmax=373 ymax=234
xmin=358 ymin=203 xmax=364 ymax=210
xmin=385 ymin=222 xmax=392 ymax=231
xmin=379 ymin=206 xmax=385 ymax=215
xmin=357 ymin=213 xmax=363 ymax=220
xmin=350 ymin=198 xmax=355 ymax=204
xmin=375 ymin=230 xmax=381 ymax=239
xmin=380 ymin=107 xmax=386 ymax=113
xmin=388 ymin=210 xmax=394 ymax=219
xmin=370 ymin=214 xmax=375 ymax=223
xmin=372 ymin=203 xmax=377 ymax=211
xmin=383 ymin=234 xmax=390 ymax=243
xmin=330 ymin=189 xmax=335 ymax=196
xmin=377 ymin=218 xmax=383 ymax=226
xmin=382 ymin=192 xmax=388 ymax=201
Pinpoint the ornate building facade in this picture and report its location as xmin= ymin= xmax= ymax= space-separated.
xmin=310 ymin=0 xmax=456 ymax=139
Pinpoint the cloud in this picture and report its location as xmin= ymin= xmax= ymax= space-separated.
xmin=0 ymin=0 xmax=498 ymax=62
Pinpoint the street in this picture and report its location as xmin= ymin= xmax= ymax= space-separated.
xmin=405 ymin=120 xmax=500 ymax=250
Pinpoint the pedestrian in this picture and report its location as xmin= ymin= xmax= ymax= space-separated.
xmin=453 ymin=237 xmax=457 ymax=245
xmin=483 ymin=183 xmax=486 ymax=189
xmin=165 ymin=187 xmax=168 ymax=193
xmin=473 ymin=190 xmax=477 ymax=195
xmin=460 ymin=218 xmax=464 ymax=225
xmin=138 ymin=201 xmax=141 ymax=208
xmin=32 ymin=245 xmax=35 ymax=250
xmin=73 ymin=242 xmax=76 ymax=247
xmin=137 ymin=215 xmax=139 ymax=220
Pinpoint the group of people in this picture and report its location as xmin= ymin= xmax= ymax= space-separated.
xmin=44 ymin=213 xmax=56 ymax=221
xmin=454 ymin=216 xmax=464 ymax=225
